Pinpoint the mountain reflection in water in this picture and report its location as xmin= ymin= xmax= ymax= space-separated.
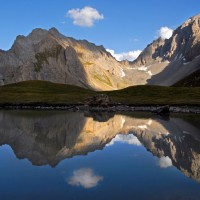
xmin=0 ymin=110 xmax=200 ymax=184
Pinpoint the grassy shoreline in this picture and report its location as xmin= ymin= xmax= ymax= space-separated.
xmin=0 ymin=80 xmax=200 ymax=106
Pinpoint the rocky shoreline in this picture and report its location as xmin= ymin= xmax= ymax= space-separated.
xmin=0 ymin=94 xmax=200 ymax=114
xmin=0 ymin=103 xmax=200 ymax=114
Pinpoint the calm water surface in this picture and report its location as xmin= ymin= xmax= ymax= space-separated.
xmin=0 ymin=111 xmax=200 ymax=200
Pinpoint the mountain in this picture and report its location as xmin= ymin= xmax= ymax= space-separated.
xmin=131 ymin=13 xmax=200 ymax=86
xmin=0 ymin=28 xmax=137 ymax=91
xmin=0 ymin=14 xmax=200 ymax=90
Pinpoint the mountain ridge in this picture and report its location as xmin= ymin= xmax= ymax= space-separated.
xmin=130 ymin=13 xmax=200 ymax=86
xmin=0 ymin=13 xmax=200 ymax=90
xmin=0 ymin=27 xmax=137 ymax=90
xmin=132 ymin=13 xmax=200 ymax=66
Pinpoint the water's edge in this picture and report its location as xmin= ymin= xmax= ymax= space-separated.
xmin=0 ymin=103 xmax=200 ymax=114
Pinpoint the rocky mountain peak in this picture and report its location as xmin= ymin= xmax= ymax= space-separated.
xmin=27 ymin=28 xmax=48 ymax=44
xmin=189 ymin=13 xmax=200 ymax=22
xmin=49 ymin=27 xmax=60 ymax=35
xmin=0 ymin=27 xmax=135 ymax=90
xmin=131 ymin=37 xmax=165 ymax=66
xmin=132 ymin=13 xmax=200 ymax=67
xmin=1 ymin=13 xmax=200 ymax=89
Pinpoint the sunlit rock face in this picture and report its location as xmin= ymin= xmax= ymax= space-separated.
xmin=132 ymin=14 xmax=200 ymax=67
xmin=0 ymin=28 xmax=133 ymax=90
xmin=0 ymin=111 xmax=200 ymax=182
xmin=1 ymin=14 xmax=200 ymax=88
xmin=131 ymin=14 xmax=200 ymax=86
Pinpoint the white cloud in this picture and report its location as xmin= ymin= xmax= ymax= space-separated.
xmin=106 ymin=49 xmax=142 ymax=61
xmin=67 ymin=168 xmax=103 ymax=189
xmin=158 ymin=27 xmax=173 ymax=40
xmin=159 ymin=156 xmax=173 ymax=168
xmin=67 ymin=6 xmax=104 ymax=27
xmin=107 ymin=134 xmax=142 ymax=146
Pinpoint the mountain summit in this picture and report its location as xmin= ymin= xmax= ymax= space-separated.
xmin=131 ymin=13 xmax=200 ymax=85
xmin=0 ymin=14 xmax=200 ymax=90
xmin=0 ymin=28 xmax=135 ymax=90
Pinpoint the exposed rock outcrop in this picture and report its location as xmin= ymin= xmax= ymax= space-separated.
xmin=133 ymin=14 xmax=200 ymax=66
xmin=83 ymin=94 xmax=113 ymax=107
xmin=0 ymin=28 xmax=133 ymax=90
xmin=1 ymin=14 xmax=200 ymax=89
xmin=131 ymin=13 xmax=200 ymax=86
xmin=152 ymin=105 xmax=170 ymax=118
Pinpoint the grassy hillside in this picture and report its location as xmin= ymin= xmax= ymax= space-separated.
xmin=174 ymin=69 xmax=200 ymax=87
xmin=107 ymin=85 xmax=200 ymax=105
xmin=0 ymin=80 xmax=200 ymax=105
xmin=0 ymin=81 xmax=95 ymax=104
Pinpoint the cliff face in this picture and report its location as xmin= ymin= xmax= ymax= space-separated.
xmin=131 ymin=14 xmax=200 ymax=86
xmin=133 ymin=14 xmax=200 ymax=66
xmin=0 ymin=14 xmax=200 ymax=89
xmin=0 ymin=28 xmax=134 ymax=91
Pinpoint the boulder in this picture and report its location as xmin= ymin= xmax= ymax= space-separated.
xmin=153 ymin=105 xmax=170 ymax=117
xmin=84 ymin=94 xmax=113 ymax=107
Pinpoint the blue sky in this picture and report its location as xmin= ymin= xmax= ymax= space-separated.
xmin=0 ymin=0 xmax=199 ymax=59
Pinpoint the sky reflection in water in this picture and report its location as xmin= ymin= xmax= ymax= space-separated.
xmin=0 ymin=111 xmax=200 ymax=200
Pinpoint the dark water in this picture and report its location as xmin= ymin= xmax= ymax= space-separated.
xmin=1 ymin=111 xmax=200 ymax=200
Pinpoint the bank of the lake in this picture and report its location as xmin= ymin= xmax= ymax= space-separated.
xmin=0 ymin=81 xmax=200 ymax=112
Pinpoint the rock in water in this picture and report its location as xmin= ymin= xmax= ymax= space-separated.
xmin=153 ymin=106 xmax=170 ymax=117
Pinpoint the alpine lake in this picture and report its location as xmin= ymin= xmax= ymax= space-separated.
xmin=1 ymin=110 xmax=200 ymax=200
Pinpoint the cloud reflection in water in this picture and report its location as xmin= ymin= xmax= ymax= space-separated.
xmin=159 ymin=156 xmax=173 ymax=168
xmin=107 ymin=134 xmax=142 ymax=146
xmin=67 ymin=168 xmax=103 ymax=189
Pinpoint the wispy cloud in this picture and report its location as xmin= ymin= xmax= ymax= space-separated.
xmin=130 ymin=38 xmax=140 ymax=42
xmin=67 ymin=6 xmax=104 ymax=27
xmin=67 ymin=168 xmax=103 ymax=189
xmin=157 ymin=26 xmax=173 ymax=39
xmin=106 ymin=49 xmax=142 ymax=62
